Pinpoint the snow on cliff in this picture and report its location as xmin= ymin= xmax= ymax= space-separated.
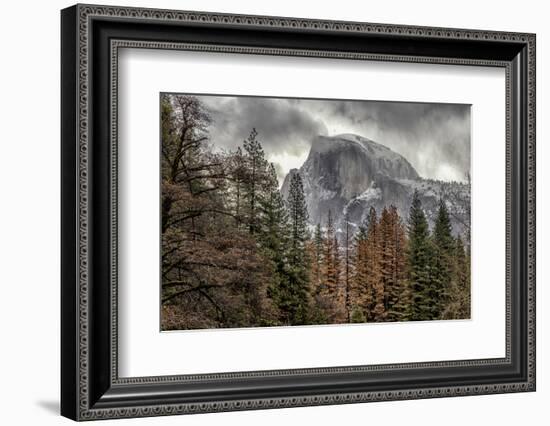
xmin=281 ymin=134 xmax=469 ymax=237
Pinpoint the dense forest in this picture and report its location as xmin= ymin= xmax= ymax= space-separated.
xmin=161 ymin=94 xmax=471 ymax=330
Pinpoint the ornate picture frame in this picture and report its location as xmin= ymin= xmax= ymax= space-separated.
xmin=61 ymin=4 xmax=535 ymax=421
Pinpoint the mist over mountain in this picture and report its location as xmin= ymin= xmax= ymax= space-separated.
xmin=281 ymin=134 xmax=469 ymax=237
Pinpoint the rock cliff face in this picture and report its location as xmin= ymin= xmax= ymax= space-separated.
xmin=281 ymin=134 xmax=469 ymax=237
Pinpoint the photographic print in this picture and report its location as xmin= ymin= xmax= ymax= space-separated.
xmin=160 ymin=93 xmax=471 ymax=331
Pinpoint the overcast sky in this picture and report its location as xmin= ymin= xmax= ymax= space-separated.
xmin=186 ymin=94 xmax=471 ymax=185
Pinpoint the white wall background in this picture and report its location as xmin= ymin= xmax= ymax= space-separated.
xmin=0 ymin=0 xmax=546 ymax=424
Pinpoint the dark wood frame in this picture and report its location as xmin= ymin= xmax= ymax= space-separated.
xmin=61 ymin=4 xmax=536 ymax=421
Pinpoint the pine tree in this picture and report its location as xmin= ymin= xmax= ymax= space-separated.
xmin=321 ymin=210 xmax=344 ymax=321
xmin=365 ymin=207 xmax=384 ymax=321
xmin=350 ymin=223 xmax=371 ymax=322
xmin=344 ymin=212 xmax=352 ymax=322
xmin=455 ymin=235 xmax=471 ymax=319
xmin=242 ymin=128 xmax=268 ymax=235
xmin=432 ymin=198 xmax=455 ymax=318
xmin=281 ymin=172 xmax=311 ymax=325
xmin=306 ymin=225 xmax=328 ymax=324
xmin=442 ymin=235 xmax=471 ymax=320
xmin=332 ymin=234 xmax=344 ymax=321
xmin=407 ymin=190 xmax=436 ymax=321
xmin=379 ymin=206 xmax=409 ymax=321
xmin=258 ymin=163 xmax=290 ymax=322
xmin=322 ymin=210 xmax=335 ymax=296
xmin=379 ymin=207 xmax=393 ymax=310
xmin=309 ymin=223 xmax=324 ymax=294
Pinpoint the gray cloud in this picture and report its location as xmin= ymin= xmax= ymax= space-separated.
xmin=306 ymin=100 xmax=470 ymax=182
xmin=201 ymin=96 xmax=328 ymax=157
xmin=176 ymin=94 xmax=470 ymax=183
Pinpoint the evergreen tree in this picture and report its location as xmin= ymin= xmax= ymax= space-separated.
xmin=321 ymin=210 xmax=344 ymax=321
xmin=322 ymin=210 xmax=336 ymax=296
xmin=365 ymin=207 xmax=384 ymax=321
xmin=309 ymin=223 xmax=324 ymax=294
xmin=344 ymin=212 xmax=352 ymax=322
xmin=379 ymin=206 xmax=409 ymax=321
xmin=351 ymin=223 xmax=372 ymax=322
xmin=455 ymin=235 xmax=471 ymax=319
xmin=407 ymin=190 xmax=436 ymax=320
xmin=442 ymin=235 xmax=471 ymax=320
xmin=379 ymin=207 xmax=393 ymax=310
xmin=281 ymin=172 xmax=311 ymax=324
xmin=306 ymin=225 xmax=328 ymax=324
xmin=258 ymin=163 xmax=291 ymax=322
xmin=242 ymin=128 xmax=268 ymax=235
xmin=432 ymin=198 xmax=455 ymax=318
xmin=332 ymin=233 xmax=344 ymax=321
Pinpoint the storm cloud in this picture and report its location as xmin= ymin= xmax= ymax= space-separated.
xmin=187 ymin=94 xmax=470 ymax=184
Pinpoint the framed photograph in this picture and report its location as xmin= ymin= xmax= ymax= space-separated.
xmin=61 ymin=4 xmax=536 ymax=421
